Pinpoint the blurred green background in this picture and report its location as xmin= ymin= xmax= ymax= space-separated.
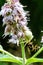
xmin=0 ymin=0 xmax=43 ymax=65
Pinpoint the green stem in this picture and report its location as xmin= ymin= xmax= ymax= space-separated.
xmin=32 ymin=47 xmax=43 ymax=58
xmin=20 ymin=39 xmax=26 ymax=65
xmin=26 ymin=47 xmax=43 ymax=65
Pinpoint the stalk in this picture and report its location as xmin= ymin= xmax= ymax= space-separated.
xmin=20 ymin=39 xmax=26 ymax=65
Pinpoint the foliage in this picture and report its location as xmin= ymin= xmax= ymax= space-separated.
xmin=0 ymin=43 xmax=43 ymax=65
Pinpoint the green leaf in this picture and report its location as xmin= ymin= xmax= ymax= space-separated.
xmin=26 ymin=58 xmax=43 ymax=65
xmin=26 ymin=47 xmax=43 ymax=65
xmin=0 ymin=45 xmax=22 ymax=65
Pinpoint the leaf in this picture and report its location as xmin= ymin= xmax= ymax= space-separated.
xmin=26 ymin=58 xmax=43 ymax=65
xmin=26 ymin=47 xmax=43 ymax=65
xmin=0 ymin=45 xmax=22 ymax=65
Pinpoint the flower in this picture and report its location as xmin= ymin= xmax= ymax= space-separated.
xmin=0 ymin=8 xmax=12 ymax=16
xmin=0 ymin=0 xmax=33 ymax=45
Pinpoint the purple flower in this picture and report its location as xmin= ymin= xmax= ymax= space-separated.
xmin=0 ymin=0 xmax=33 ymax=45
